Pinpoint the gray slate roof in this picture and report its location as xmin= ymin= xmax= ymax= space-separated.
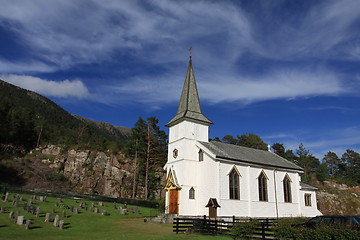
xmin=166 ymin=59 xmax=212 ymax=127
xmin=199 ymin=140 xmax=304 ymax=171
xmin=300 ymin=182 xmax=318 ymax=190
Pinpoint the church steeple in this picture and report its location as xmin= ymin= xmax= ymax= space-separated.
xmin=166 ymin=57 xmax=212 ymax=127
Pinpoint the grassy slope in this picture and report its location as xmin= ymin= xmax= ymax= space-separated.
xmin=0 ymin=193 xmax=230 ymax=240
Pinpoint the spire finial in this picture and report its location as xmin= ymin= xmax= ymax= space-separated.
xmin=189 ymin=46 xmax=192 ymax=60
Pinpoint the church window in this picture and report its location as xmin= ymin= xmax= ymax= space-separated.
xmin=305 ymin=194 xmax=312 ymax=206
xmin=173 ymin=149 xmax=178 ymax=159
xmin=258 ymin=171 xmax=268 ymax=201
xmin=229 ymin=167 xmax=240 ymax=200
xmin=283 ymin=174 xmax=292 ymax=203
xmin=198 ymin=149 xmax=204 ymax=161
xmin=189 ymin=187 xmax=195 ymax=199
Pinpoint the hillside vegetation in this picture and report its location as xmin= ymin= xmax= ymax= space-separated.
xmin=0 ymin=80 xmax=131 ymax=155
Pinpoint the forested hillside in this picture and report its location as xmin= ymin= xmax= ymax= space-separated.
xmin=0 ymin=79 xmax=131 ymax=154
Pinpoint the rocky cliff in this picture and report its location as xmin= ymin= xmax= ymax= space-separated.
xmin=1 ymin=145 xmax=166 ymax=200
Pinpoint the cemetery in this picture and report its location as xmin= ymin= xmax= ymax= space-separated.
xmin=0 ymin=191 xmax=229 ymax=240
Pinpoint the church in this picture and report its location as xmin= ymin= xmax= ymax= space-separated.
xmin=163 ymin=56 xmax=322 ymax=218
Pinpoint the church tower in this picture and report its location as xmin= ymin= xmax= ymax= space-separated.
xmin=164 ymin=55 xmax=212 ymax=215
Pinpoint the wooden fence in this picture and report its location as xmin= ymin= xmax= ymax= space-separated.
xmin=173 ymin=216 xmax=276 ymax=239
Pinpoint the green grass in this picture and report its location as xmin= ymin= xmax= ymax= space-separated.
xmin=0 ymin=193 xmax=231 ymax=240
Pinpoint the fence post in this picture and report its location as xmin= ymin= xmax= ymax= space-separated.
xmin=175 ymin=218 xmax=179 ymax=234
xmin=261 ymin=222 xmax=265 ymax=239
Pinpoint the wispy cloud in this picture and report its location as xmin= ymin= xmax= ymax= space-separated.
xmin=1 ymin=74 xmax=90 ymax=99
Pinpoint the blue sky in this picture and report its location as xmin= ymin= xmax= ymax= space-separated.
xmin=1 ymin=0 xmax=359 ymax=159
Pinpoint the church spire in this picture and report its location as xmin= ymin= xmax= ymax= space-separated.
xmin=166 ymin=55 xmax=212 ymax=127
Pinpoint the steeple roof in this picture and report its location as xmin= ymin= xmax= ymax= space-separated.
xmin=166 ymin=58 xmax=213 ymax=127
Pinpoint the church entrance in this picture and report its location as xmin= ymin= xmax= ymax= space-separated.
xmin=169 ymin=189 xmax=179 ymax=214
xmin=165 ymin=170 xmax=181 ymax=214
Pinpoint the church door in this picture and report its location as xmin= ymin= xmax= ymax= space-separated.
xmin=169 ymin=189 xmax=179 ymax=214
xmin=209 ymin=206 xmax=217 ymax=218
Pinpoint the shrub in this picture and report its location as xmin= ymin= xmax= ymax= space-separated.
xmin=231 ymin=219 xmax=259 ymax=239
xmin=273 ymin=218 xmax=360 ymax=240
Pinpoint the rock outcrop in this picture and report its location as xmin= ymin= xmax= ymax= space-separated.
xmin=20 ymin=145 xmax=166 ymax=199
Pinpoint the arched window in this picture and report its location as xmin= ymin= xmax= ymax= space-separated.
xmin=283 ymin=174 xmax=292 ymax=203
xmin=189 ymin=187 xmax=195 ymax=199
xmin=198 ymin=149 xmax=204 ymax=161
xmin=229 ymin=167 xmax=240 ymax=200
xmin=258 ymin=171 xmax=268 ymax=201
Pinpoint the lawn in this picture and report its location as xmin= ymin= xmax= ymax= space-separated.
xmin=0 ymin=193 xmax=231 ymax=240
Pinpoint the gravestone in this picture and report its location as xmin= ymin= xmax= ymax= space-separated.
xmin=73 ymin=207 xmax=78 ymax=214
xmin=25 ymin=219 xmax=31 ymax=230
xmin=55 ymin=200 xmax=59 ymax=207
xmin=101 ymin=210 xmax=107 ymax=216
xmin=70 ymin=206 xmax=74 ymax=212
xmin=59 ymin=220 xmax=64 ymax=230
xmin=0 ymin=207 xmax=4 ymax=213
xmin=53 ymin=215 xmax=60 ymax=227
xmin=113 ymin=204 xmax=117 ymax=209
xmin=16 ymin=216 xmax=24 ymax=225
xmin=14 ymin=200 xmax=18 ymax=207
xmin=4 ymin=192 xmax=9 ymax=202
xmin=8 ymin=211 xmax=14 ymax=219
xmin=39 ymin=196 xmax=44 ymax=202
xmin=91 ymin=202 xmax=95 ymax=208
xmin=19 ymin=196 xmax=23 ymax=201
xmin=94 ymin=207 xmax=98 ymax=213
xmin=99 ymin=202 xmax=103 ymax=206
xmin=28 ymin=199 xmax=32 ymax=206
xmin=45 ymin=213 xmax=50 ymax=222
xmin=36 ymin=207 xmax=40 ymax=217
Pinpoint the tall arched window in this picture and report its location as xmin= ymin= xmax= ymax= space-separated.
xmin=229 ymin=167 xmax=240 ymax=200
xmin=258 ymin=171 xmax=268 ymax=201
xmin=198 ymin=149 xmax=204 ymax=161
xmin=189 ymin=187 xmax=195 ymax=199
xmin=283 ymin=174 xmax=292 ymax=203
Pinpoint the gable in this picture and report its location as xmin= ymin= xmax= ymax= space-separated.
xmin=199 ymin=141 xmax=303 ymax=172
xmin=164 ymin=170 xmax=181 ymax=190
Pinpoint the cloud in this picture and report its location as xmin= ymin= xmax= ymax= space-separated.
xmin=104 ymin=65 xmax=345 ymax=105
xmin=0 ymin=74 xmax=90 ymax=99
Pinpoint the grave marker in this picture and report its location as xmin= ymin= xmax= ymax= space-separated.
xmin=16 ymin=216 xmax=24 ymax=225
xmin=54 ymin=215 xmax=60 ymax=227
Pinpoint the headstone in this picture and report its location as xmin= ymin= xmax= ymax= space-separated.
xmin=9 ymin=211 xmax=14 ymax=219
xmin=70 ymin=206 xmax=74 ymax=212
xmin=16 ymin=216 xmax=24 ymax=225
xmin=39 ymin=196 xmax=44 ymax=202
xmin=25 ymin=219 xmax=31 ymax=230
xmin=91 ymin=202 xmax=95 ymax=208
xmin=14 ymin=200 xmax=18 ymax=207
xmin=53 ymin=215 xmax=60 ymax=227
xmin=101 ymin=210 xmax=107 ymax=216
xmin=0 ymin=207 xmax=4 ymax=213
xmin=28 ymin=199 xmax=32 ymax=206
xmin=19 ymin=196 xmax=23 ymax=201
xmin=44 ymin=196 xmax=47 ymax=202
xmin=36 ymin=207 xmax=40 ymax=217
xmin=55 ymin=200 xmax=59 ymax=207
xmin=94 ymin=207 xmax=98 ymax=213
xmin=99 ymin=202 xmax=103 ymax=206
xmin=73 ymin=207 xmax=78 ymax=214
xmin=4 ymin=192 xmax=9 ymax=202
xmin=59 ymin=220 xmax=64 ymax=230
xmin=15 ymin=210 xmax=20 ymax=220
xmin=45 ymin=213 xmax=50 ymax=222
xmin=12 ymin=199 xmax=16 ymax=206
xmin=32 ymin=195 xmax=36 ymax=200
xmin=113 ymin=204 xmax=117 ymax=209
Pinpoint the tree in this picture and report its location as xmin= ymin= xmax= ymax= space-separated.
xmin=340 ymin=149 xmax=360 ymax=184
xmin=222 ymin=135 xmax=237 ymax=145
xmin=323 ymin=151 xmax=340 ymax=176
xmin=272 ymin=143 xmax=286 ymax=158
xmin=126 ymin=117 xmax=167 ymax=200
xmin=237 ymin=133 xmax=268 ymax=150
xmin=295 ymin=143 xmax=320 ymax=179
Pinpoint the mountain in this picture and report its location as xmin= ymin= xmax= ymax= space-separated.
xmin=0 ymin=79 xmax=131 ymax=154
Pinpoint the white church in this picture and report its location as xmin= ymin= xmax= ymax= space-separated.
xmin=164 ymin=56 xmax=322 ymax=218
